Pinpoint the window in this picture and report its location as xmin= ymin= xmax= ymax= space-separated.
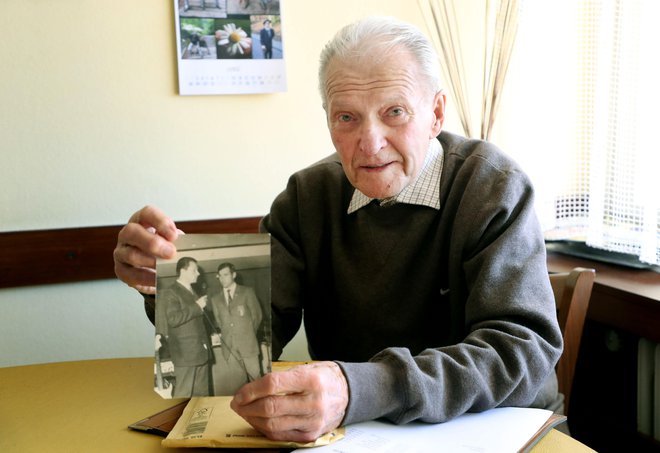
xmin=499 ymin=0 xmax=659 ymax=265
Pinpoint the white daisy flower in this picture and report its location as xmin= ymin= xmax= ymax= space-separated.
xmin=215 ymin=23 xmax=252 ymax=56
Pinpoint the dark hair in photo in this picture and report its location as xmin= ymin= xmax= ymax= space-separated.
xmin=176 ymin=256 xmax=198 ymax=276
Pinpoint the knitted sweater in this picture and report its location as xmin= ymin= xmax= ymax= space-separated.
xmin=261 ymin=131 xmax=563 ymax=425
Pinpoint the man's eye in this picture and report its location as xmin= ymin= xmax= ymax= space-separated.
xmin=389 ymin=107 xmax=405 ymax=116
xmin=338 ymin=114 xmax=352 ymax=122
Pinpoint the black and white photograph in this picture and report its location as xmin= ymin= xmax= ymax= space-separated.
xmin=154 ymin=233 xmax=271 ymax=398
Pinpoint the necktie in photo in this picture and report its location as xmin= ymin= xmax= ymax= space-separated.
xmin=226 ymin=289 xmax=232 ymax=305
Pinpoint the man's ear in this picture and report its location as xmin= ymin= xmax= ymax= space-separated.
xmin=430 ymin=89 xmax=447 ymax=138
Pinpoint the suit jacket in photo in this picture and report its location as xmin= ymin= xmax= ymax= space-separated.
xmin=162 ymin=281 xmax=210 ymax=367
xmin=260 ymin=27 xmax=274 ymax=49
xmin=211 ymin=284 xmax=263 ymax=359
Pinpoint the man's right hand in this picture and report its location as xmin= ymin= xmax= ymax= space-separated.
xmin=196 ymin=295 xmax=208 ymax=310
xmin=113 ymin=205 xmax=179 ymax=294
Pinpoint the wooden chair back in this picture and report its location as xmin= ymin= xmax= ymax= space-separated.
xmin=549 ymin=267 xmax=595 ymax=414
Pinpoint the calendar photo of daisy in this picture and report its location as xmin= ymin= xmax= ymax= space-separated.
xmin=214 ymin=18 xmax=253 ymax=59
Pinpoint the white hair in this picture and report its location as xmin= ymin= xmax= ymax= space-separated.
xmin=318 ymin=16 xmax=442 ymax=109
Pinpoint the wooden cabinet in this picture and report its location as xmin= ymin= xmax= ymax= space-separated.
xmin=547 ymin=251 xmax=660 ymax=452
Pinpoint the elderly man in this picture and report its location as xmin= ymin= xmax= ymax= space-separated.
xmin=114 ymin=16 xmax=562 ymax=443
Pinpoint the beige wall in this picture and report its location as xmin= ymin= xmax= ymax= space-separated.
xmin=0 ymin=0 xmax=455 ymax=232
xmin=0 ymin=0 xmax=485 ymax=366
xmin=5 ymin=0 xmax=570 ymax=366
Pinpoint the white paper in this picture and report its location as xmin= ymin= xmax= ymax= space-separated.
xmin=294 ymin=407 xmax=553 ymax=453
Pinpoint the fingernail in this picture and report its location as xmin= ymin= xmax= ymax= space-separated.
xmin=233 ymin=394 xmax=243 ymax=404
xmin=161 ymin=243 xmax=175 ymax=257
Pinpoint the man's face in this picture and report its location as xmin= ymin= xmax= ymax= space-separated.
xmin=181 ymin=262 xmax=199 ymax=284
xmin=216 ymin=267 xmax=235 ymax=289
xmin=324 ymin=49 xmax=445 ymax=199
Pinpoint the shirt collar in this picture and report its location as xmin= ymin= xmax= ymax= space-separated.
xmin=347 ymin=139 xmax=443 ymax=214
xmin=225 ymin=283 xmax=237 ymax=295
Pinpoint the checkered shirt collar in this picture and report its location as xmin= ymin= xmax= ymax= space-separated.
xmin=347 ymin=140 xmax=443 ymax=214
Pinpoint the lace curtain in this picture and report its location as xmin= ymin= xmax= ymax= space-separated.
xmin=420 ymin=0 xmax=659 ymax=265
xmin=539 ymin=0 xmax=660 ymax=265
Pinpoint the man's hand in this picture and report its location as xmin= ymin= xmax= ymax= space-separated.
xmin=155 ymin=333 xmax=163 ymax=350
xmin=113 ymin=205 xmax=179 ymax=294
xmin=195 ymin=295 xmax=208 ymax=310
xmin=230 ymin=362 xmax=349 ymax=442
xmin=160 ymin=360 xmax=175 ymax=374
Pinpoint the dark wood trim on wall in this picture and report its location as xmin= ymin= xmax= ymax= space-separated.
xmin=0 ymin=217 xmax=262 ymax=289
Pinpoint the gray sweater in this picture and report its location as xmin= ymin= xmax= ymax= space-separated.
xmin=261 ymin=131 xmax=563 ymax=425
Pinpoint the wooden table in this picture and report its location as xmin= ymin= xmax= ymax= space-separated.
xmin=0 ymin=357 xmax=594 ymax=452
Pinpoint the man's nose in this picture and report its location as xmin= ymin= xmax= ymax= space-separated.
xmin=358 ymin=120 xmax=387 ymax=155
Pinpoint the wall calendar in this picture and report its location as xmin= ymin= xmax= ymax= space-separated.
xmin=174 ymin=0 xmax=286 ymax=95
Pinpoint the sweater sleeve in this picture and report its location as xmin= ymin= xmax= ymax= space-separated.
xmin=337 ymin=155 xmax=563 ymax=425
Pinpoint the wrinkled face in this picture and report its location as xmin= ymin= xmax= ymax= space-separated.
xmin=216 ymin=267 xmax=236 ymax=288
xmin=324 ymin=49 xmax=445 ymax=199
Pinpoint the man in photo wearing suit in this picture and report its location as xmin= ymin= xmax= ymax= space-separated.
xmin=259 ymin=19 xmax=275 ymax=59
xmin=211 ymin=262 xmax=264 ymax=393
xmin=159 ymin=257 xmax=211 ymax=397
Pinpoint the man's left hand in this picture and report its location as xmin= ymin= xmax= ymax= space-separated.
xmin=230 ymin=361 xmax=348 ymax=442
